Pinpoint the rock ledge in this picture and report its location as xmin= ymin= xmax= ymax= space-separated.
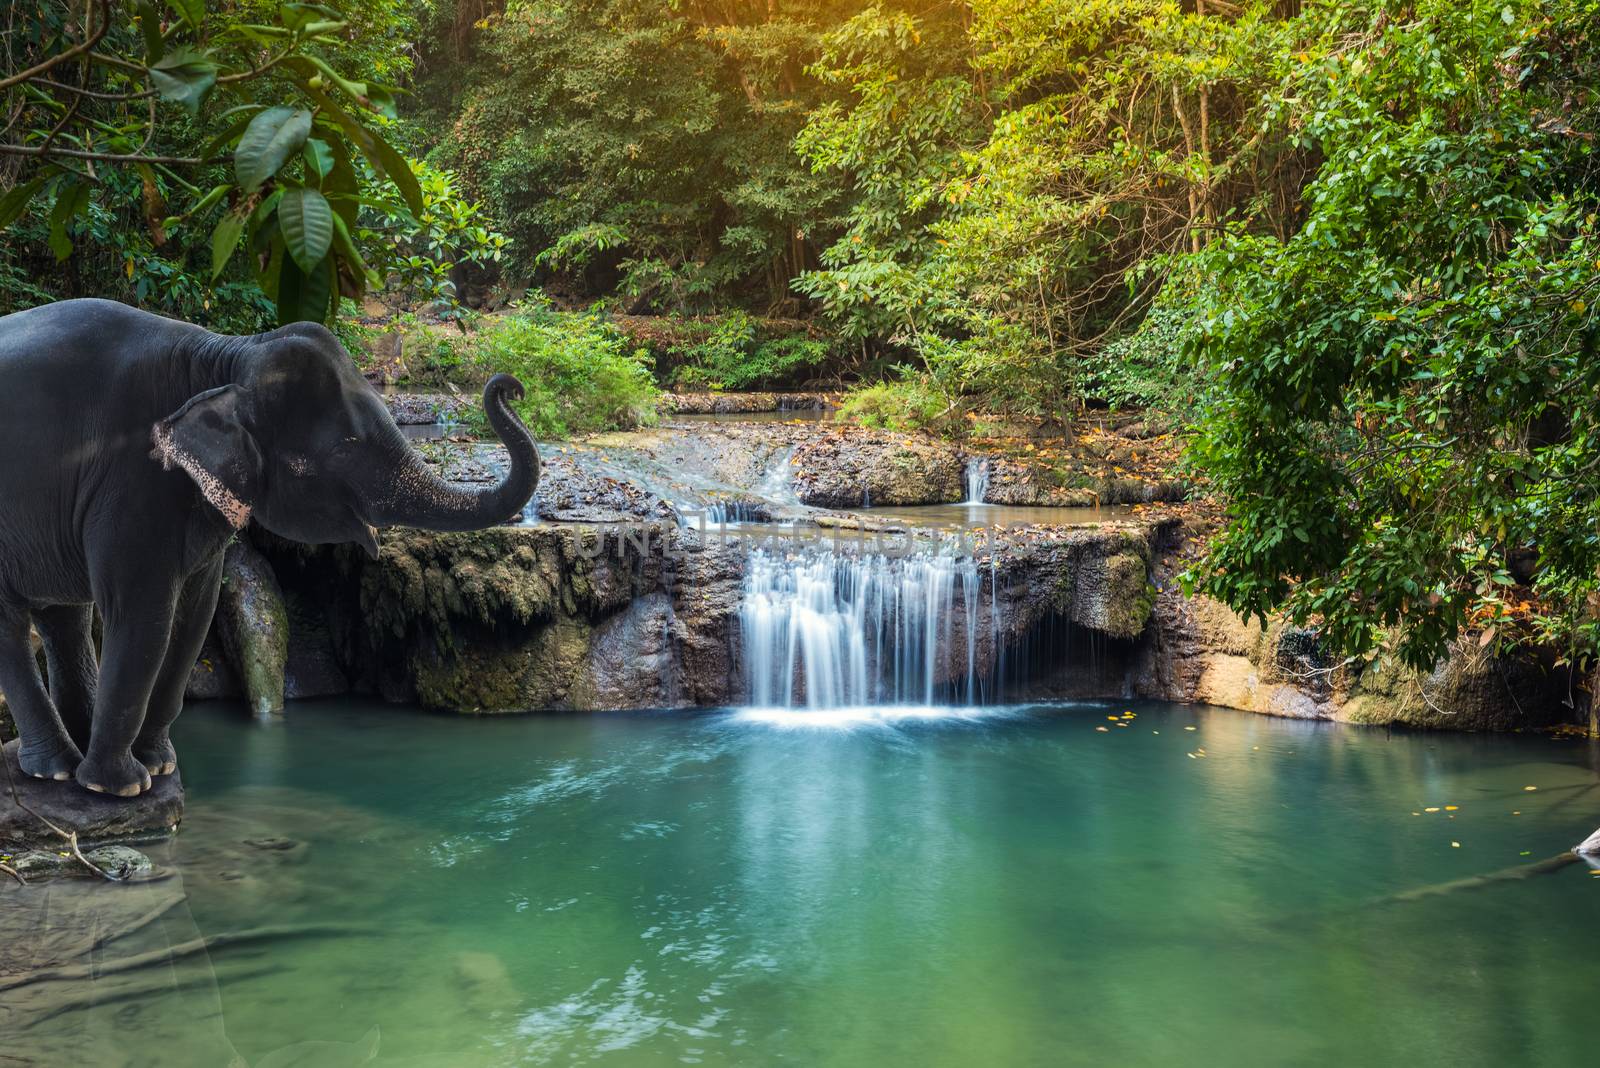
xmin=0 ymin=740 xmax=183 ymax=852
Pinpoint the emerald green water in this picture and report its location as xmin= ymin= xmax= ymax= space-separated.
xmin=12 ymin=700 xmax=1600 ymax=1066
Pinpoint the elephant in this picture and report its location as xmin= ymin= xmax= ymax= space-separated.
xmin=0 ymin=298 xmax=539 ymax=797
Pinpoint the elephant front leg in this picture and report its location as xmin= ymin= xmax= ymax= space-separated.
xmin=0 ymin=610 xmax=82 ymax=780
xmin=135 ymin=557 xmax=224 ymax=778
xmin=76 ymin=592 xmax=178 ymax=797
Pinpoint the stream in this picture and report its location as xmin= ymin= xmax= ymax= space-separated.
xmin=8 ymin=700 xmax=1600 ymax=1066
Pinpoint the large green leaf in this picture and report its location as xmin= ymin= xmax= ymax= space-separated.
xmin=280 ymin=2 xmax=340 ymax=32
xmin=329 ymin=211 xmax=376 ymax=290
xmin=235 ymin=107 xmax=313 ymax=193
xmin=135 ymin=0 xmax=164 ymax=63
xmin=0 ymin=178 xmax=45 ymax=230
xmin=303 ymin=138 xmax=335 ymax=179
xmin=364 ymin=130 xmax=423 ymax=220
xmin=210 ymin=208 xmax=247 ymax=281
xmin=170 ymin=0 xmax=205 ymax=31
xmin=278 ymin=187 xmax=334 ymax=273
xmin=149 ymin=47 xmax=216 ymax=114
xmin=47 ymin=181 xmax=90 ymax=262
xmin=305 ymin=89 xmax=424 ymax=217
xmin=276 ymin=253 xmax=333 ymax=326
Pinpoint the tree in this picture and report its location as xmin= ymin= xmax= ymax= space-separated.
xmin=794 ymin=0 xmax=1306 ymax=424
xmin=428 ymin=0 xmax=847 ymax=312
xmin=1181 ymin=0 xmax=1600 ymax=671
xmin=0 ymin=1 xmax=476 ymax=326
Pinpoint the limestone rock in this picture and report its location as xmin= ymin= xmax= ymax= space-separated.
xmin=0 ymin=740 xmax=182 ymax=852
xmin=792 ymin=431 xmax=964 ymax=507
xmin=1342 ymin=642 xmax=1566 ymax=731
xmin=217 ymin=538 xmax=290 ymax=717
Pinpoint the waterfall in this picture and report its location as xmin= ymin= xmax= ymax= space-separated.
xmin=964 ymin=457 xmax=990 ymax=505
xmin=739 ymin=545 xmax=990 ymax=709
xmin=704 ymin=500 xmax=760 ymax=525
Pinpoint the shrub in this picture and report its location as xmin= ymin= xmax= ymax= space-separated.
xmin=835 ymin=373 xmax=949 ymax=433
xmin=665 ymin=312 xmax=835 ymax=390
xmin=466 ymin=309 xmax=661 ymax=438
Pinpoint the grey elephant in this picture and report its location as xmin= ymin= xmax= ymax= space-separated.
xmin=0 ymin=299 xmax=539 ymax=796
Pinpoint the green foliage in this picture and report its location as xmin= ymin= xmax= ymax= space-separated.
xmin=1086 ymin=301 xmax=1194 ymax=414
xmin=427 ymin=0 xmax=845 ymax=311
xmin=463 ymin=308 xmax=662 ymax=438
xmin=836 ymin=372 xmax=949 ymax=433
xmin=0 ymin=0 xmax=500 ymax=328
xmin=794 ymin=0 xmax=1301 ymax=419
xmin=660 ymin=312 xmax=834 ymax=390
xmin=1180 ymin=0 xmax=1600 ymax=671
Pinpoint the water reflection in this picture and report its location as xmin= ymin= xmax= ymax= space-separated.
xmin=2 ymin=701 xmax=1596 ymax=1066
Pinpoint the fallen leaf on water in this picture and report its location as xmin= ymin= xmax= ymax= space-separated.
xmin=1184 ymin=726 xmax=1198 ymax=732
xmin=1445 ymin=805 xmax=1459 ymax=811
xmin=1524 ymin=786 xmax=1538 ymax=791
xmin=1425 ymin=807 xmax=1440 ymax=813
xmin=1095 ymin=726 xmax=1109 ymax=732
xmin=1451 ymin=841 xmax=1461 ymax=848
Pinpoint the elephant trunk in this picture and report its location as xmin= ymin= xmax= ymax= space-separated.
xmin=362 ymin=374 xmax=539 ymax=531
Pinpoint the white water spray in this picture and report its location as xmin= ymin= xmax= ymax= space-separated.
xmin=964 ymin=457 xmax=990 ymax=505
xmin=739 ymin=546 xmax=989 ymax=709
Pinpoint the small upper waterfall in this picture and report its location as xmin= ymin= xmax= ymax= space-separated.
xmin=739 ymin=544 xmax=992 ymax=709
xmin=704 ymin=500 xmax=761 ymax=525
xmin=964 ymin=457 xmax=990 ymax=505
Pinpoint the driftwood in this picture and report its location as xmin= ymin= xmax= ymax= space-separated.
xmin=1369 ymin=851 xmax=1582 ymax=908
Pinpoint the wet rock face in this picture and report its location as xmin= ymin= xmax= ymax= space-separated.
xmin=791 ymin=432 xmax=964 ymax=507
xmin=360 ymin=526 xmax=746 ymax=712
xmin=534 ymin=454 xmax=679 ymax=523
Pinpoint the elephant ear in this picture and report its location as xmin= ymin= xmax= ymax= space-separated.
xmin=151 ymin=385 xmax=262 ymax=530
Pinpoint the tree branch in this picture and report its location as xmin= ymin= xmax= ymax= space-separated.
xmin=0 ymin=143 xmax=216 ymax=166
xmin=0 ymin=0 xmax=112 ymax=92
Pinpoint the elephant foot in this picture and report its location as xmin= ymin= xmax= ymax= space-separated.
xmin=18 ymin=736 xmax=83 ymax=782
xmin=133 ymin=735 xmax=177 ymax=777
xmin=75 ymin=750 xmax=153 ymax=798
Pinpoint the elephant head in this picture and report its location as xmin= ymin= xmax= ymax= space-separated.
xmin=151 ymin=322 xmax=539 ymax=554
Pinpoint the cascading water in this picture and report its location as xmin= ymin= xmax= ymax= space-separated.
xmin=964 ymin=457 xmax=990 ymax=505
xmin=739 ymin=545 xmax=995 ymax=709
xmin=703 ymin=500 xmax=762 ymax=526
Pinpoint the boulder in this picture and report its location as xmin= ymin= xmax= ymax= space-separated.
xmin=792 ymin=431 xmax=964 ymax=507
xmin=0 ymin=740 xmax=182 ymax=853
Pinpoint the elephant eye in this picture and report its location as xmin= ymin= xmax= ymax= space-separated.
xmin=284 ymin=453 xmax=316 ymax=477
